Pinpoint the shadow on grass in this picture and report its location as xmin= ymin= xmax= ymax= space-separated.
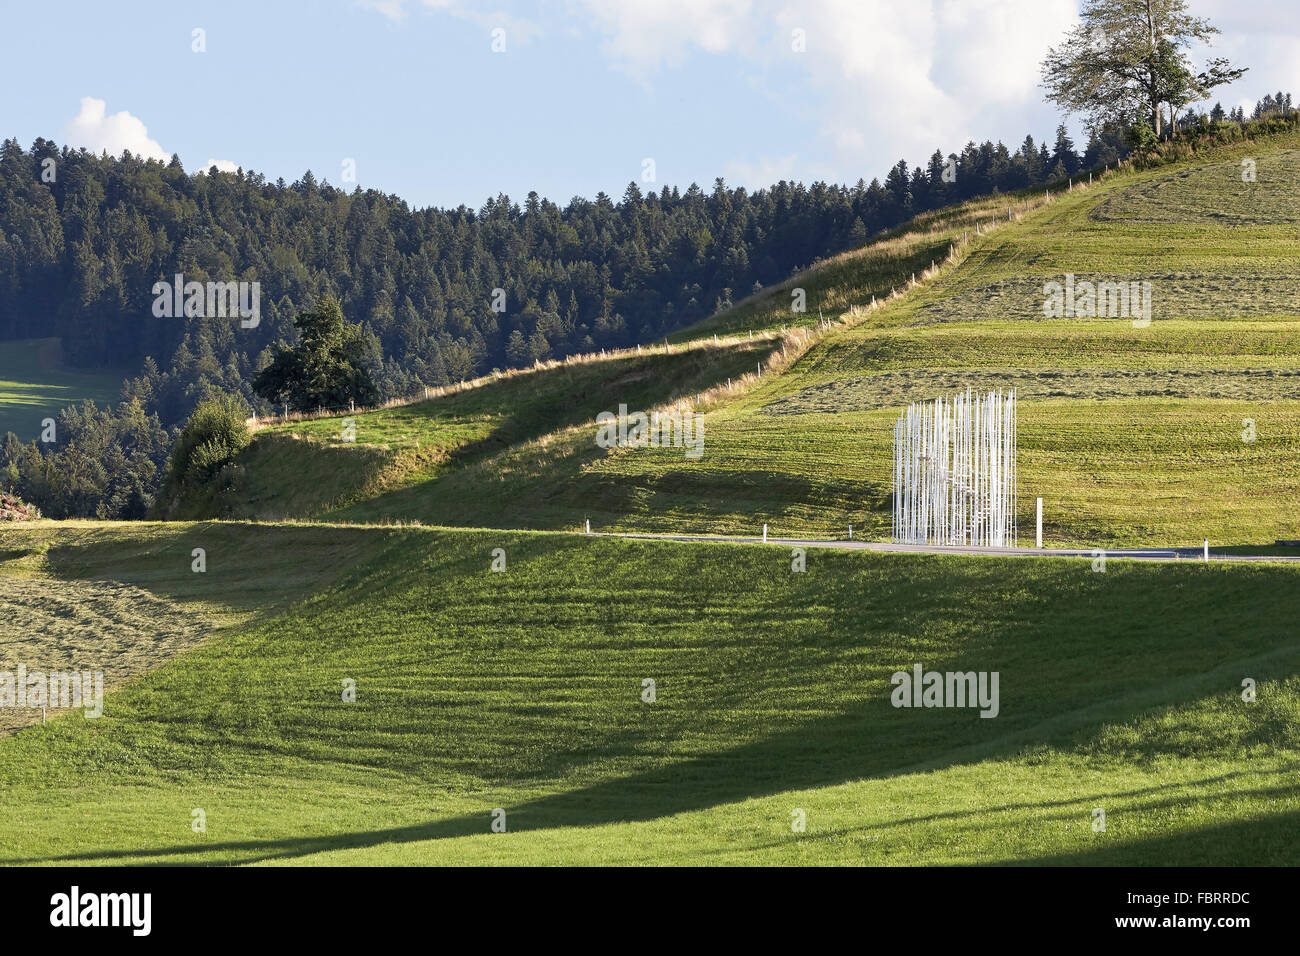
xmin=1015 ymin=803 xmax=1300 ymax=866
xmin=12 ymin=761 xmax=1299 ymax=867
xmin=34 ymin=522 xmax=394 ymax=613
xmin=9 ymin=534 xmax=1300 ymax=866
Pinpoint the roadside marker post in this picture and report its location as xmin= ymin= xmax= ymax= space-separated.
xmin=1036 ymin=498 xmax=1043 ymax=548
xmin=762 ymin=523 xmax=768 ymax=544
xmin=1204 ymin=539 xmax=1209 ymax=563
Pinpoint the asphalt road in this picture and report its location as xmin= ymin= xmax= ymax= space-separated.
xmin=602 ymin=533 xmax=1300 ymax=563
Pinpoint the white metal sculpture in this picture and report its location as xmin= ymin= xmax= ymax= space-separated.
xmin=892 ymin=388 xmax=1017 ymax=547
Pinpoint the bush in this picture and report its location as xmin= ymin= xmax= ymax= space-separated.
xmin=155 ymin=395 xmax=250 ymax=515
xmin=1128 ymin=122 xmax=1158 ymax=152
xmin=0 ymin=491 xmax=39 ymax=521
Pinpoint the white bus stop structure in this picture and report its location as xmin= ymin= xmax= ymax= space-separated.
xmin=892 ymin=388 xmax=1017 ymax=547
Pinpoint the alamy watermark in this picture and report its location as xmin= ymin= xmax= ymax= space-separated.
xmin=50 ymin=886 xmax=150 ymax=936
xmin=596 ymin=403 xmax=703 ymax=458
xmin=1 ymin=665 xmax=103 ymax=718
xmin=151 ymin=273 xmax=261 ymax=328
xmin=1043 ymin=273 xmax=1152 ymax=327
xmin=890 ymin=664 xmax=999 ymax=718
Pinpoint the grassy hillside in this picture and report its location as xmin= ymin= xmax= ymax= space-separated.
xmin=181 ymin=336 xmax=781 ymax=522
xmin=0 ymin=521 xmax=391 ymax=733
xmin=581 ymin=132 xmax=1300 ymax=546
xmin=177 ymin=129 xmax=1300 ymax=548
xmin=0 ymin=338 xmax=126 ymax=440
xmin=1 ymin=522 xmax=1296 ymax=865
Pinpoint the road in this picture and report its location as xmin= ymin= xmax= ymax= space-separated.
xmin=601 ymin=533 xmax=1300 ymax=563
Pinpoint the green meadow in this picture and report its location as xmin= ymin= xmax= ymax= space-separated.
xmin=6 ymin=129 xmax=1300 ymax=867
xmin=0 ymin=338 xmax=125 ymax=440
xmin=1 ymin=521 xmax=1296 ymax=865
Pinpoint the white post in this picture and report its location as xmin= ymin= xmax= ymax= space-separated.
xmin=1036 ymin=498 xmax=1043 ymax=548
xmin=848 ymin=524 xmax=853 ymax=540
xmin=585 ymin=519 xmax=591 ymax=535
xmin=762 ymin=523 xmax=768 ymax=543
xmin=1204 ymin=539 xmax=1209 ymax=562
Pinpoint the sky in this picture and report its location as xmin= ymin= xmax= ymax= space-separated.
xmin=2 ymin=0 xmax=1296 ymax=211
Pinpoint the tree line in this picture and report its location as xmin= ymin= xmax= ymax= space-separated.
xmin=1 ymin=120 xmax=1131 ymax=433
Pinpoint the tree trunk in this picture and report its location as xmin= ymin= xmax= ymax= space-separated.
xmin=1146 ymin=0 xmax=1163 ymax=138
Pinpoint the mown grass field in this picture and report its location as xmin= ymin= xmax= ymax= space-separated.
xmin=0 ymin=338 xmax=125 ymax=440
xmin=1 ymin=522 xmax=1296 ymax=865
xmin=191 ymin=129 xmax=1300 ymax=548
xmin=572 ymin=134 xmax=1300 ymax=546
xmin=0 ymin=521 xmax=390 ymax=733
xmin=191 ymin=336 xmax=780 ymax=521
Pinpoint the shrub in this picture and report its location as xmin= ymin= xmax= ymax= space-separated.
xmin=155 ymin=395 xmax=250 ymax=514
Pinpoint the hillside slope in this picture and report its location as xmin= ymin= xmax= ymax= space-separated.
xmin=185 ymin=128 xmax=1300 ymax=548
xmin=1 ymin=522 xmax=1296 ymax=865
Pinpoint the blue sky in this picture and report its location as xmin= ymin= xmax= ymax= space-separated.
xmin=2 ymin=0 xmax=1294 ymax=210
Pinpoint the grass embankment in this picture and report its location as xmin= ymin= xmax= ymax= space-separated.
xmin=188 ymin=336 xmax=780 ymax=522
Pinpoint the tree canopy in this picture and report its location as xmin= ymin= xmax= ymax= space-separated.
xmin=1041 ymin=0 xmax=1246 ymax=139
xmin=252 ymin=296 xmax=379 ymax=412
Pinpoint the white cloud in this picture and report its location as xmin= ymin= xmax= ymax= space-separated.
xmin=203 ymin=159 xmax=241 ymax=173
xmin=570 ymin=0 xmax=1076 ymax=177
xmin=64 ymin=97 xmax=169 ymax=162
xmin=358 ymin=0 xmax=408 ymax=21
xmin=573 ymin=0 xmax=756 ymax=77
xmin=363 ymin=0 xmax=1296 ymax=190
xmin=933 ymin=0 xmax=1078 ymax=105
